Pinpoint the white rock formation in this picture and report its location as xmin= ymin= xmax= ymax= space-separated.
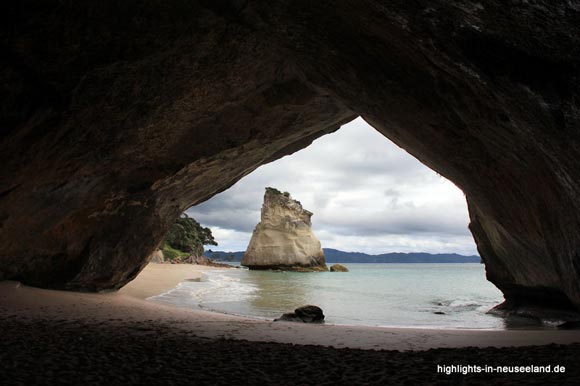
xmin=242 ymin=188 xmax=327 ymax=271
xmin=149 ymin=249 xmax=164 ymax=264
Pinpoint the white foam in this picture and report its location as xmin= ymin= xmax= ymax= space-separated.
xmin=449 ymin=299 xmax=480 ymax=308
xmin=189 ymin=271 xmax=258 ymax=305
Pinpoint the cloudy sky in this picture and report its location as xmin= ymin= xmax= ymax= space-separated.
xmin=187 ymin=118 xmax=478 ymax=256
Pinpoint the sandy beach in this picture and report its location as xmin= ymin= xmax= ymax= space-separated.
xmin=2 ymin=264 xmax=580 ymax=385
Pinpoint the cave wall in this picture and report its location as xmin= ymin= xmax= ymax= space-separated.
xmin=1 ymin=0 xmax=580 ymax=312
xmin=0 ymin=0 xmax=355 ymax=289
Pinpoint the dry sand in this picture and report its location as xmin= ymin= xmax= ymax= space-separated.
xmin=1 ymin=264 xmax=580 ymax=385
xmin=119 ymin=263 xmax=216 ymax=299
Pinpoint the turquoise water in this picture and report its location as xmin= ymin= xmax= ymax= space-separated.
xmin=151 ymin=263 xmax=508 ymax=329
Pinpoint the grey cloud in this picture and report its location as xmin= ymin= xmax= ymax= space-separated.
xmin=384 ymin=188 xmax=401 ymax=198
xmin=188 ymin=118 xmax=476 ymax=255
xmin=186 ymin=207 xmax=259 ymax=233
xmin=316 ymin=206 xmax=469 ymax=237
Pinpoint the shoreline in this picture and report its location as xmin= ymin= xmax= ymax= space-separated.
xmin=3 ymin=263 xmax=580 ymax=385
xmin=2 ymin=263 xmax=579 ymax=351
xmin=119 ymin=263 xmax=222 ymax=299
xmin=143 ymin=264 xmax=552 ymax=333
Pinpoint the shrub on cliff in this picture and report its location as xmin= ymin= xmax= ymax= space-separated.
xmin=161 ymin=214 xmax=217 ymax=261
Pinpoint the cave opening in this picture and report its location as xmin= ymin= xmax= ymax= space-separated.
xmin=3 ymin=7 xmax=580 ymax=384
xmin=1 ymin=0 xmax=578 ymax=327
xmin=150 ymin=117 xmax=506 ymax=328
xmin=188 ymin=117 xmax=476 ymax=257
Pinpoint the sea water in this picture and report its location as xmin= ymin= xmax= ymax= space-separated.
xmin=151 ymin=263 xmax=509 ymax=329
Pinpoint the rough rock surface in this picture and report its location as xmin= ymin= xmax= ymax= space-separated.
xmin=330 ymin=264 xmax=349 ymax=272
xmin=242 ymin=188 xmax=326 ymax=271
xmin=274 ymin=305 xmax=325 ymax=323
xmin=149 ymin=250 xmax=164 ymax=264
xmin=1 ymin=1 xmax=580 ymax=318
xmin=186 ymin=255 xmax=234 ymax=269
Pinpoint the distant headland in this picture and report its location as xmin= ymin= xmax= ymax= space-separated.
xmin=206 ymin=248 xmax=481 ymax=264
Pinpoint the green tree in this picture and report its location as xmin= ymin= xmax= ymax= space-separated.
xmin=162 ymin=213 xmax=217 ymax=260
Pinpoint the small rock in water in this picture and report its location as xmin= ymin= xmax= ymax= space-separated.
xmin=274 ymin=305 xmax=325 ymax=323
xmin=433 ymin=311 xmax=446 ymax=315
xmin=274 ymin=313 xmax=304 ymax=323
xmin=329 ymin=264 xmax=349 ymax=272
xmin=295 ymin=305 xmax=325 ymax=323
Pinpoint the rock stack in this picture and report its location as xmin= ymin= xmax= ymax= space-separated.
xmin=242 ymin=188 xmax=327 ymax=271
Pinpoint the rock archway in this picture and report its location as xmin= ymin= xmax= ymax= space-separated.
xmin=1 ymin=1 xmax=579 ymax=316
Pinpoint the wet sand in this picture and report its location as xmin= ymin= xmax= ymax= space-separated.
xmin=1 ymin=264 xmax=580 ymax=385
